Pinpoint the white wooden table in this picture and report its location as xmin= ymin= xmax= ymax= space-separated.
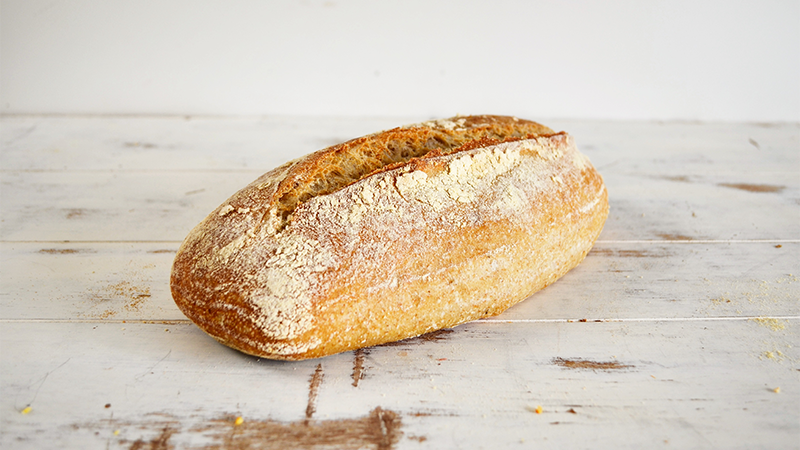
xmin=1 ymin=116 xmax=798 ymax=449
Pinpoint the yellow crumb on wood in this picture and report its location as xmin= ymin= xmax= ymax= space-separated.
xmin=235 ymin=416 xmax=244 ymax=426
xmin=773 ymin=387 xmax=781 ymax=394
xmin=21 ymin=406 xmax=31 ymax=415
xmin=750 ymin=317 xmax=786 ymax=331
xmin=710 ymin=296 xmax=731 ymax=305
xmin=113 ymin=429 xmax=120 ymax=436
xmin=524 ymin=405 xmax=543 ymax=414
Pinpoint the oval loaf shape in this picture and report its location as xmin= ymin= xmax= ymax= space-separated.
xmin=171 ymin=115 xmax=608 ymax=360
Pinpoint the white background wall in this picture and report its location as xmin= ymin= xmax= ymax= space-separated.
xmin=1 ymin=0 xmax=798 ymax=121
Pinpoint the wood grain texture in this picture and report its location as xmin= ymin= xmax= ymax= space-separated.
xmin=1 ymin=116 xmax=798 ymax=449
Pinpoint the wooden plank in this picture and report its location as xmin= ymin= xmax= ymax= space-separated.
xmin=2 ymin=242 xmax=797 ymax=322
xmin=549 ymin=120 xmax=800 ymax=177
xmin=600 ymin=171 xmax=799 ymax=240
xmin=1 ymin=319 xmax=797 ymax=449
xmin=0 ymin=171 xmax=253 ymax=242
xmin=3 ymin=117 xmax=797 ymax=174
xmin=2 ymin=169 xmax=797 ymax=242
xmin=0 ymin=242 xmax=179 ymax=321
xmin=0 ymin=116 xmax=407 ymax=171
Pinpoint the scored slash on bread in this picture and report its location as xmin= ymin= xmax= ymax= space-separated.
xmin=171 ymin=115 xmax=608 ymax=360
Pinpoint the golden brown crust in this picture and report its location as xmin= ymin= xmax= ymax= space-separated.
xmin=170 ymin=116 xmax=607 ymax=360
xmin=270 ymin=115 xmax=553 ymax=228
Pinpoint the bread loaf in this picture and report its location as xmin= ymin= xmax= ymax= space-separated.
xmin=171 ymin=115 xmax=608 ymax=360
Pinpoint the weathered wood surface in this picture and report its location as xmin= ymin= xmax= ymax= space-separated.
xmin=1 ymin=116 xmax=798 ymax=449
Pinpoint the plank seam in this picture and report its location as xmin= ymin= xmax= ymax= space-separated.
xmin=3 ymin=239 xmax=799 ymax=245
xmin=1 ymin=316 xmax=798 ymax=324
xmin=595 ymin=239 xmax=800 ymax=244
xmin=478 ymin=316 xmax=800 ymax=323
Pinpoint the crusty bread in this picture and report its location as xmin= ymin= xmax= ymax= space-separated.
xmin=171 ymin=115 xmax=608 ymax=360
